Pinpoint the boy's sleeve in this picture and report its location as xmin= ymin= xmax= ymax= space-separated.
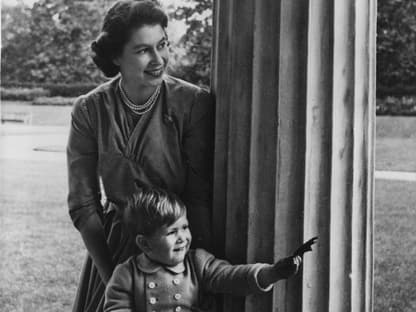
xmin=194 ymin=249 xmax=273 ymax=295
xmin=104 ymin=262 xmax=135 ymax=312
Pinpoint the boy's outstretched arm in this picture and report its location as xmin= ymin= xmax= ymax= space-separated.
xmin=257 ymin=237 xmax=318 ymax=289
xmin=257 ymin=256 xmax=302 ymax=288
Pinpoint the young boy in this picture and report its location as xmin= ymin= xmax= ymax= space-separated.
xmin=104 ymin=188 xmax=317 ymax=312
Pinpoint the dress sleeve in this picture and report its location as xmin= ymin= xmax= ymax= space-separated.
xmin=67 ymin=96 xmax=102 ymax=230
xmin=182 ymin=89 xmax=215 ymax=251
xmin=104 ymin=262 xmax=134 ymax=312
xmin=195 ymin=249 xmax=272 ymax=295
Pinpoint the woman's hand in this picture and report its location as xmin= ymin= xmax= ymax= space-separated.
xmin=79 ymin=213 xmax=115 ymax=284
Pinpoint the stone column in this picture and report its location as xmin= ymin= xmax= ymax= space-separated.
xmin=211 ymin=0 xmax=376 ymax=311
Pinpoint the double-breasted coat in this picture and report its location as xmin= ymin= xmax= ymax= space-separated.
xmin=104 ymin=249 xmax=271 ymax=312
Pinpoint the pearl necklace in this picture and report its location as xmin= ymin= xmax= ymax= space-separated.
xmin=119 ymin=80 xmax=161 ymax=115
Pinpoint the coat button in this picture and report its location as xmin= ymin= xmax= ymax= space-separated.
xmin=173 ymin=278 xmax=180 ymax=285
xmin=175 ymin=307 xmax=182 ymax=312
xmin=149 ymin=297 xmax=157 ymax=304
xmin=174 ymin=293 xmax=181 ymax=300
xmin=164 ymin=114 xmax=173 ymax=123
xmin=148 ymin=282 xmax=156 ymax=289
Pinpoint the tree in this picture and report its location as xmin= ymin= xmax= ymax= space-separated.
xmin=377 ymin=0 xmax=416 ymax=92
xmin=3 ymin=0 xmax=416 ymax=93
xmin=1 ymin=0 xmax=109 ymax=84
xmin=1 ymin=0 xmax=214 ymax=86
xmin=167 ymin=0 xmax=213 ymax=87
xmin=1 ymin=3 xmax=33 ymax=82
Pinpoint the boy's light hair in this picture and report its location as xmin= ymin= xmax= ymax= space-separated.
xmin=123 ymin=187 xmax=186 ymax=237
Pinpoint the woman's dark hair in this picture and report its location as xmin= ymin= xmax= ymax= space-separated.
xmin=91 ymin=0 xmax=168 ymax=77
xmin=123 ymin=187 xmax=187 ymax=238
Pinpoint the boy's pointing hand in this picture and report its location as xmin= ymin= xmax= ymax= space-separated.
xmin=293 ymin=236 xmax=318 ymax=258
xmin=273 ymin=255 xmax=302 ymax=279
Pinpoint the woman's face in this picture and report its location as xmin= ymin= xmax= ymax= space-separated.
xmin=114 ymin=24 xmax=169 ymax=89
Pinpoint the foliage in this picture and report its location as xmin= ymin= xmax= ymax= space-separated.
xmin=4 ymin=0 xmax=416 ymax=94
xmin=1 ymin=4 xmax=33 ymax=82
xmin=42 ymin=83 xmax=98 ymax=97
xmin=376 ymin=96 xmax=416 ymax=116
xmin=377 ymin=0 xmax=416 ymax=91
xmin=167 ymin=0 xmax=213 ymax=87
xmin=0 ymin=87 xmax=50 ymax=101
xmin=1 ymin=0 xmax=109 ymax=84
xmin=2 ymin=82 xmax=98 ymax=97
xmin=1 ymin=0 xmax=213 ymax=87
xmin=377 ymin=83 xmax=416 ymax=97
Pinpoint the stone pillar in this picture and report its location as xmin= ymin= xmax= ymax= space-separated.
xmin=211 ymin=0 xmax=376 ymax=311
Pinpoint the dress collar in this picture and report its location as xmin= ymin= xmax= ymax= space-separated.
xmin=136 ymin=253 xmax=186 ymax=274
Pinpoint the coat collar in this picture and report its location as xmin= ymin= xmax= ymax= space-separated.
xmin=136 ymin=253 xmax=186 ymax=274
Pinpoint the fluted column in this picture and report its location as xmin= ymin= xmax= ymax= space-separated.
xmin=211 ymin=0 xmax=376 ymax=312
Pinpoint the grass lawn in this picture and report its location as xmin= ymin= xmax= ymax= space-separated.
xmin=376 ymin=116 xmax=416 ymax=171
xmin=0 ymin=104 xmax=415 ymax=311
xmin=1 ymin=101 xmax=72 ymax=126
xmin=0 ymin=159 xmax=84 ymax=312
xmin=374 ymin=180 xmax=416 ymax=312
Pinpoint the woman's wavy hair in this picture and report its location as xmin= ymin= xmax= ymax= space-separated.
xmin=123 ymin=187 xmax=187 ymax=238
xmin=91 ymin=0 xmax=168 ymax=77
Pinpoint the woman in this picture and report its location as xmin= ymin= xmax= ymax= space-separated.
xmin=66 ymin=1 xmax=214 ymax=311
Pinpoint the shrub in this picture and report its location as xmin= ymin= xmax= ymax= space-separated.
xmin=43 ymin=83 xmax=98 ymax=97
xmin=1 ymin=82 xmax=98 ymax=97
xmin=0 ymin=87 xmax=50 ymax=101
xmin=32 ymin=96 xmax=76 ymax=106
xmin=376 ymin=96 xmax=416 ymax=116
xmin=377 ymin=84 xmax=416 ymax=97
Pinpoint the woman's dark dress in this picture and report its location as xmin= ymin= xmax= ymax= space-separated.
xmin=67 ymin=75 xmax=214 ymax=312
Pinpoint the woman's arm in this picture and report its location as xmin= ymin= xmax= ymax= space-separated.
xmin=67 ymin=97 xmax=114 ymax=283
xmin=77 ymin=215 xmax=115 ymax=283
xmin=182 ymin=89 xmax=215 ymax=251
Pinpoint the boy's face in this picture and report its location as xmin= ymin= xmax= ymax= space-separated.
xmin=143 ymin=214 xmax=192 ymax=266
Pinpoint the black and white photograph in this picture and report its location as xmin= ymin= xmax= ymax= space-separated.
xmin=1 ymin=0 xmax=415 ymax=311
